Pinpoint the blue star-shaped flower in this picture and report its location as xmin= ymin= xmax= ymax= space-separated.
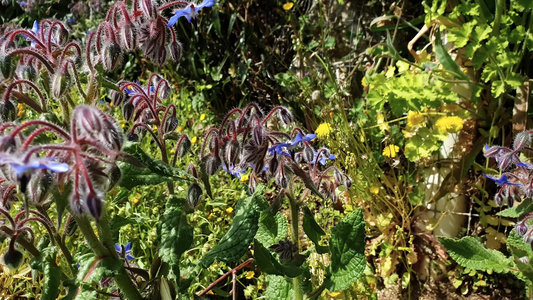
xmin=168 ymin=0 xmax=215 ymax=27
xmin=483 ymin=174 xmax=521 ymax=186
xmin=222 ymin=163 xmax=246 ymax=179
xmin=114 ymin=242 xmax=135 ymax=261
xmin=310 ymin=149 xmax=336 ymax=166
xmin=0 ymin=156 xmax=69 ymax=177
xmin=291 ymin=132 xmax=316 ymax=146
xmin=268 ymin=132 xmax=316 ymax=156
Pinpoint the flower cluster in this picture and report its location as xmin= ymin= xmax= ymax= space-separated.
xmin=484 ymin=130 xmax=533 ymax=248
xmin=197 ymin=103 xmax=351 ymax=203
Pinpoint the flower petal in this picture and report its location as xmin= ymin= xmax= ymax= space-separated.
xmin=197 ymin=0 xmax=215 ymax=10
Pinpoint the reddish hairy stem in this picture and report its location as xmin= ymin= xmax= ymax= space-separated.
xmin=197 ymin=258 xmax=254 ymax=296
xmin=157 ymin=1 xmax=189 ymax=11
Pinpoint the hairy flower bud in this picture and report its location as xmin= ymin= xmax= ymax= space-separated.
xmin=303 ymin=147 xmax=314 ymax=164
xmin=514 ymin=131 xmax=531 ymax=151
xmin=333 ymin=169 xmax=343 ymax=185
xmin=224 ymin=140 xmax=240 ymax=166
xmin=253 ymin=125 xmax=265 ymax=146
xmin=85 ymin=191 xmax=104 ymax=222
xmin=186 ymin=183 xmax=202 ymax=208
xmin=516 ymin=222 xmax=528 ymax=236
xmin=0 ymin=55 xmax=14 ymax=80
xmin=170 ymin=41 xmax=182 ymax=61
xmin=102 ymin=42 xmax=122 ymax=72
xmin=109 ymin=89 xmax=125 ymax=106
xmin=2 ymin=248 xmax=23 ymax=270
xmin=178 ymin=135 xmax=192 ymax=157
xmin=249 ymin=174 xmax=257 ymax=194
xmin=55 ymin=27 xmax=70 ymax=46
xmin=123 ymin=102 xmax=135 ymax=121
xmin=20 ymin=65 xmax=37 ymax=81
xmin=205 ymin=156 xmax=221 ymax=176
xmin=127 ymin=132 xmax=139 ymax=142
xmin=163 ymin=116 xmax=179 ymax=134
xmin=344 ymin=175 xmax=352 ymax=189
xmin=0 ymin=100 xmax=16 ymax=123
xmin=279 ymin=107 xmax=293 ymax=126
xmin=187 ymin=164 xmax=198 ymax=179
xmin=119 ymin=24 xmax=137 ymax=51
xmin=275 ymin=168 xmax=288 ymax=188
xmin=52 ymin=72 xmax=70 ymax=99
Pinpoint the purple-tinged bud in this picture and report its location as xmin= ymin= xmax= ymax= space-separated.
xmin=494 ymin=191 xmax=504 ymax=206
xmin=85 ymin=192 xmax=104 ymax=222
xmin=102 ymin=42 xmax=122 ymax=72
xmin=20 ymin=65 xmax=37 ymax=81
xmin=224 ymin=140 xmax=240 ymax=166
xmin=516 ymin=222 xmax=528 ymax=236
xmin=109 ymin=89 xmax=125 ymax=106
xmin=498 ymin=153 xmax=514 ymax=171
xmin=0 ymin=100 xmax=16 ymax=123
xmin=275 ymin=168 xmax=288 ymax=189
xmin=344 ymin=175 xmax=352 ymax=189
xmin=178 ymin=135 xmax=192 ymax=158
xmin=55 ymin=27 xmax=70 ymax=46
xmin=303 ymin=147 xmax=314 ymax=164
xmin=52 ymin=72 xmax=70 ymax=99
xmin=140 ymin=0 xmax=156 ymax=18
xmin=123 ymin=102 xmax=135 ymax=121
xmin=208 ymin=135 xmax=218 ymax=153
xmin=514 ymin=131 xmax=531 ymax=151
xmin=279 ymin=107 xmax=293 ymax=126
xmin=253 ymin=125 xmax=265 ymax=146
xmin=268 ymin=155 xmax=279 ymax=175
xmin=249 ymin=174 xmax=257 ymax=194
xmin=39 ymin=171 xmax=54 ymax=196
xmin=70 ymin=194 xmax=84 ymax=215
xmin=333 ymin=169 xmax=343 ymax=185
xmin=294 ymin=152 xmax=303 ymax=164
xmin=127 ymin=132 xmax=139 ymax=142
xmin=2 ymin=248 xmax=23 ymax=270
xmin=0 ymin=55 xmax=14 ymax=80
xmin=205 ymin=156 xmax=221 ymax=176
xmin=170 ymin=41 xmax=182 ymax=61
xmin=119 ymin=24 xmax=137 ymax=51
xmin=163 ymin=116 xmax=179 ymax=134
xmin=186 ymin=183 xmax=202 ymax=208
xmin=19 ymin=173 xmax=30 ymax=194
xmin=187 ymin=164 xmax=198 ymax=179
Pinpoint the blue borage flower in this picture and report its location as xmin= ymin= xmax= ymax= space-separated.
xmin=0 ymin=156 xmax=70 ymax=177
xmin=167 ymin=0 xmax=215 ymax=27
xmin=311 ymin=149 xmax=336 ymax=166
xmin=114 ymin=242 xmax=135 ymax=261
xmin=483 ymin=174 xmax=521 ymax=186
xmin=268 ymin=132 xmax=316 ymax=156
xmin=21 ymin=20 xmax=39 ymax=47
xmin=222 ymin=163 xmax=246 ymax=179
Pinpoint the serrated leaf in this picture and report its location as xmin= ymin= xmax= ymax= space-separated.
xmin=324 ymin=208 xmax=366 ymax=292
xmin=302 ymin=207 xmax=329 ymax=254
xmin=439 ymin=236 xmax=515 ymax=273
xmin=159 ymin=196 xmax=193 ymax=267
xmin=498 ymin=199 xmax=533 ymax=218
xmin=200 ymin=186 xmax=264 ymax=267
xmin=507 ymin=230 xmax=533 ymax=259
xmin=253 ymin=240 xmax=303 ymax=278
xmin=264 ymin=275 xmax=293 ymax=299
xmin=256 ymin=211 xmax=288 ymax=248
xmin=118 ymin=142 xmax=193 ymax=189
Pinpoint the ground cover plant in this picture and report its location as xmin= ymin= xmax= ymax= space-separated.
xmin=1 ymin=0 xmax=533 ymax=299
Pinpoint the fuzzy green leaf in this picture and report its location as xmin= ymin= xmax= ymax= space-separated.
xmin=264 ymin=275 xmax=293 ymax=299
xmin=498 ymin=199 xmax=533 ymax=218
xmin=52 ymin=181 xmax=72 ymax=229
xmin=302 ymin=207 xmax=329 ymax=254
xmin=253 ymin=240 xmax=303 ymax=278
xmin=256 ymin=211 xmax=288 ymax=248
xmin=118 ymin=142 xmax=193 ymax=189
xmin=324 ymin=208 xmax=366 ymax=292
xmin=159 ymin=196 xmax=193 ymax=267
xmin=200 ymin=186 xmax=264 ymax=267
xmin=439 ymin=236 xmax=515 ymax=273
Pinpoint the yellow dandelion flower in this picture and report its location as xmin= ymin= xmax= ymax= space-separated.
xmin=191 ymin=136 xmax=197 ymax=144
xmin=240 ymin=174 xmax=249 ymax=182
xmin=283 ymin=2 xmax=294 ymax=10
xmin=370 ymin=186 xmax=380 ymax=195
xmin=435 ymin=116 xmax=464 ymax=134
xmin=406 ymin=111 xmax=424 ymax=127
xmin=383 ymin=144 xmax=399 ymax=158
xmin=315 ymin=122 xmax=332 ymax=138
xmin=245 ymin=271 xmax=255 ymax=279
xmin=226 ymin=207 xmax=234 ymax=214
xmin=200 ymin=113 xmax=206 ymax=121
xmin=177 ymin=126 xmax=183 ymax=132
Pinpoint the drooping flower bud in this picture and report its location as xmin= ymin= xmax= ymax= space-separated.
xmin=224 ymin=140 xmax=240 ymax=166
xmin=253 ymin=125 xmax=265 ymax=146
xmin=127 ymin=132 xmax=139 ymax=142
xmin=2 ymin=248 xmax=23 ymax=270
xmin=119 ymin=24 xmax=137 ymax=51
xmin=170 ymin=41 xmax=182 ymax=61
xmin=275 ymin=168 xmax=288 ymax=188
xmin=187 ymin=164 xmax=198 ymax=179
xmin=333 ymin=169 xmax=343 ymax=185
xmin=0 ymin=55 xmax=14 ymax=80
xmin=516 ymin=222 xmax=528 ymax=236
xmin=248 ymin=173 xmax=257 ymax=194
xmin=0 ymin=100 xmax=16 ymax=123
xmin=186 ymin=183 xmax=202 ymax=208
xmin=85 ymin=191 xmax=104 ymax=222
xmin=102 ymin=42 xmax=122 ymax=72
xmin=268 ymin=155 xmax=279 ymax=175
xmin=20 ymin=65 xmax=37 ymax=81
xmin=52 ymin=72 xmax=70 ymax=99
xmin=123 ymin=101 xmax=135 ymax=121
xmin=178 ymin=135 xmax=191 ymax=158
xmin=514 ymin=131 xmax=531 ymax=151
xmin=205 ymin=156 xmax=221 ymax=176
xmin=344 ymin=175 xmax=352 ymax=189
xmin=55 ymin=27 xmax=70 ymax=46
xmin=109 ymin=89 xmax=125 ymax=106
xmin=278 ymin=107 xmax=293 ymax=126
xmin=303 ymin=147 xmax=314 ymax=164
xmin=163 ymin=116 xmax=179 ymax=134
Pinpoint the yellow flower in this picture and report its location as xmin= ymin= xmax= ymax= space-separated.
xmin=208 ymin=213 xmax=214 ymax=220
xmin=200 ymin=113 xmax=206 ymax=121
xmin=17 ymin=103 xmax=25 ymax=117
xmin=257 ymin=284 xmax=263 ymax=290
xmin=245 ymin=271 xmax=255 ymax=279
xmin=191 ymin=136 xmax=197 ymax=144
xmin=315 ymin=122 xmax=332 ymax=138
xmin=377 ymin=113 xmax=390 ymax=132
xmin=152 ymin=125 xmax=157 ymax=131
xmin=329 ymin=292 xmax=342 ymax=297
xmin=226 ymin=207 xmax=234 ymax=214
xmin=170 ymin=149 xmax=175 ymax=154
xmin=240 ymin=174 xmax=249 ymax=182
xmin=435 ymin=116 xmax=464 ymax=134
xmin=283 ymin=2 xmax=294 ymax=10
xmin=383 ymin=144 xmax=399 ymax=158
xmin=361 ymin=77 xmax=367 ymax=87
xmin=109 ymin=102 xmax=114 ymax=108
xmin=406 ymin=111 xmax=424 ymax=127
xmin=370 ymin=186 xmax=380 ymax=195
xmin=177 ymin=126 xmax=183 ymax=132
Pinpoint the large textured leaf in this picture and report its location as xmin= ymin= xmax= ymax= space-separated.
xmin=29 ymin=247 xmax=61 ymax=300
xmin=264 ymin=275 xmax=293 ymax=299
xmin=118 ymin=142 xmax=193 ymax=189
xmin=506 ymin=231 xmax=533 ymax=281
xmin=439 ymin=236 xmax=515 ymax=273
xmin=256 ymin=211 xmax=288 ymax=248
xmin=200 ymin=187 xmax=264 ymax=267
xmin=498 ymin=199 xmax=533 ymax=218
xmin=324 ymin=208 xmax=366 ymax=292
xmin=302 ymin=207 xmax=329 ymax=254
xmin=159 ymin=196 xmax=193 ymax=266
xmin=253 ymin=240 xmax=303 ymax=278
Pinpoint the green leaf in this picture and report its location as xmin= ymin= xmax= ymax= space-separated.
xmin=302 ymin=207 xmax=329 ymax=254
xmin=434 ymin=31 xmax=469 ymax=81
xmin=52 ymin=181 xmax=72 ymax=229
xmin=159 ymin=196 xmax=193 ymax=267
xmin=200 ymin=186 xmax=264 ymax=267
xmin=118 ymin=142 xmax=193 ymax=189
xmin=253 ymin=240 xmax=303 ymax=278
xmin=264 ymin=275 xmax=293 ymax=299
xmin=491 ymin=80 xmax=506 ymax=98
xmin=324 ymin=208 xmax=366 ymax=292
xmin=256 ymin=211 xmax=288 ymax=248
xmin=498 ymin=199 xmax=533 ymax=218
xmin=506 ymin=72 xmax=525 ymax=88
xmin=439 ymin=236 xmax=515 ymax=273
